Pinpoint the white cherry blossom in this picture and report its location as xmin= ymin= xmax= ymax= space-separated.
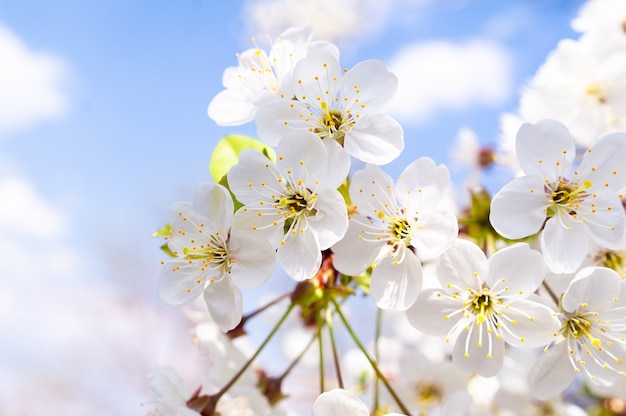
xmin=158 ymin=183 xmax=276 ymax=331
xmin=529 ymin=267 xmax=626 ymax=400
xmin=255 ymin=49 xmax=404 ymax=165
xmin=331 ymin=158 xmax=458 ymax=310
xmin=208 ymin=26 xmax=339 ymax=126
xmin=228 ymin=130 xmax=349 ymax=281
xmin=490 ymin=119 xmax=626 ymax=273
xmin=312 ymin=389 xmax=405 ymax=416
xmin=407 ymin=239 xmax=560 ymax=377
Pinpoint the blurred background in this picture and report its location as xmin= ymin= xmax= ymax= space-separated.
xmin=0 ymin=0 xmax=585 ymax=414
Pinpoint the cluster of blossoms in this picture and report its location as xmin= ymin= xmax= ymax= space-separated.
xmin=151 ymin=3 xmax=626 ymax=415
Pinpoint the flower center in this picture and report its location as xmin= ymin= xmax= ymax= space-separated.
xmin=386 ymin=217 xmax=412 ymax=246
xmin=562 ymin=313 xmax=601 ymax=347
xmin=546 ymin=179 xmax=592 ymax=216
xmin=469 ymin=290 xmax=497 ymax=323
xmin=279 ymin=187 xmax=317 ymax=233
xmin=314 ymin=101 xmax=351 ymax=146
xmin=182 ymin=232 xmax=233 ymax=276
xmin=594 ymin=250 xmax=626 ymax=278
xmin=585 ymin=83 xmax=607 ymax=105
xmin=415 ymin=380 xmax=443 ymax=407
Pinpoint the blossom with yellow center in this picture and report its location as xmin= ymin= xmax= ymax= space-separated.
xmin=530 ymin=266 xmax=626 ymax=400
xmin=407 ymin=239 xmax=560 ymax=377
xmin=490 ymin=119 xmax=626 ymax=273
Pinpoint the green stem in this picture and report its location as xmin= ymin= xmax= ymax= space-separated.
xmin=373 ymin=307 xmax=383 ymax=412
xmin=326 ymin=307 xmax=344 ymax=389
xmin=332 ymin=299 xmax=411 ymax=416
xmin=214 ymin=302 xmax=295 ymax=401
xmin=317 ymin=309 xmax=325 ymax=393
xmin=242 ymin=291 xmax=291 ymax=322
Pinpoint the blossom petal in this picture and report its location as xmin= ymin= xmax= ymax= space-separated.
xmin=370 ymin=251 xmax=422 ymax=310
xmin=406 ymin=288 xmax=462 ymax=336
xmin=541 ymin=212 xmax=589 ymax=274
xmin=489 ymin=175 xmax=548 ymax=239
xmin=157 ymin=259 xmax=210 ymax=305
xmin=436 ymin=238 xmax=488 ymax=291
xmin=341 ymin=59 xmax=397 ymax=111
xmin=583 ymin=195 xmax=626 ymax=249
xmin=331 ymin=213 xmax=386 ymax=276
xmin=203 ymin=277 xmax=243 ymax=331
xmin=192 ymin=182 xmax=234 ymax=233
xmin=307 ymin=189 xmax=348 ymax=249
xmin=529 ymin=341 xmax=577 ymax=401
xmin=499 ymin=298 xmax=559 ymax=348
xmin=344 ymin=113 xmax=404 ymax=165
xmin=312 ymin=389 xmax=369 ymax=416
xmin=516 ymin=119 xmax=575 ymax=180
xmin=350 ymin=164 xmax=396 ymax=220
xmin=575 ymin=132 xmax=626 ymax=191
xmin=561 ymin=266 xmax=620 ymax=313
xmin=395 ymin=157 xmax=451 ymax=210
xmin=228 ymin=230 xmax=276 ymax=290
xmin=486 ymin=243 xmax=546 ymax=293
xmin=208 ymin=83 xmax=258 ymax=126
xmin=410 ymin=211 xmax=458 ymax=261
xmin=278 ymin=227 xmax=322 ymax=280
xmin=228 ymin=149 xmax=284 ymax=204
xmin=276 ymin=130 xmax=327 ymax=190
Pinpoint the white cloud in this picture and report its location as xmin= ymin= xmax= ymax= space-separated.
xmin=0 ymin=22 xmax=68 ymax=136
xmin=385 ymin=39 xmax=512 ymax=124
xmin=242 ymin=0 xmax=438 ymax=46
xmin=0 ymin=176 xmax=66 ymax=238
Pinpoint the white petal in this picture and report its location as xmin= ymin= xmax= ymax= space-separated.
xmin=350 ymin=164 xmax=397 ymax=220
xmin=291 ymin=50 xmax=342 ymax=103
xmin=561 ymin=266 xmax=620 ymax=313
xmin=228 ymin=230 xmax=276 ymax=290
xmin=436 ymin=238 xmax=488 ymax=291
xmin=331 ymin=214 xmax=386 ymax=276
xmin=227 ymin=150 xmax=284 ymax=204
xmin=541 ymin=213 xmax=589 ymax=274
xmin=204 ymin=277 xmax=243 ymax=332
xmin=344 ymin=113 xmax=404 ymax=165
xmin=192 ymin=183 xmax=233 ymax=233
xmin=529 ymin=341 xmax=577 ymax=401
xmin=307 ymin=189 xmax=348 ymax=249
xmin=370 ymin=251 xmax=422 ymax=310
xmin=254 ymin=95 xmax=305 ymax=145
xmin=395 ymin=157 xmax=451 ymax=209
xmin=410 ymin=211 xmax=458 ymax=261
xmin=312 ymin=389 xmax=369 ymax=416
xmin=208 ymin=86 xmax=258 ymax=126
xmin=157 ymin=259 xmax=208 ymax=305
xmin=575 ymin=132 xmax=626 ymax=190
xmin=583 ymin=195 xmax=626 ymax=249
xmin=321 ymin=138 xmax=351 ymax=190
xmin=405 ymin=288 xmax=462 ymax=336
xmin=486 ymin=243 xmax=546 ymax=293
xmin=489 ymin=175 xmax=548 ymax=239
xmin=516 ymin=119 xmax=575 ymax=180
xmin=341 ymin=59 xmax=397 ymax=111
xmin=278 ymin=227 xmax=322 ymax=280
xmin=232 ymin=207 xmax=283 ymax=246
xmin=499 ymin=299 xmax=560 ymax=348
xmin=276 ymin=130 xmax=327 ymax=189
xmin=452 ymin=323 xmax=505 ymax=377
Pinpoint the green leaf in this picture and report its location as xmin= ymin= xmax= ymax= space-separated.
xmin=209 ymin=134 xmax=276 ymax=183
xmin=151 ymin=223 xmax=171 ymax=238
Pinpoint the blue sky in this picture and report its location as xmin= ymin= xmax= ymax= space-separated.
xmin=0 ymin=0 xmax=585 ymax=414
